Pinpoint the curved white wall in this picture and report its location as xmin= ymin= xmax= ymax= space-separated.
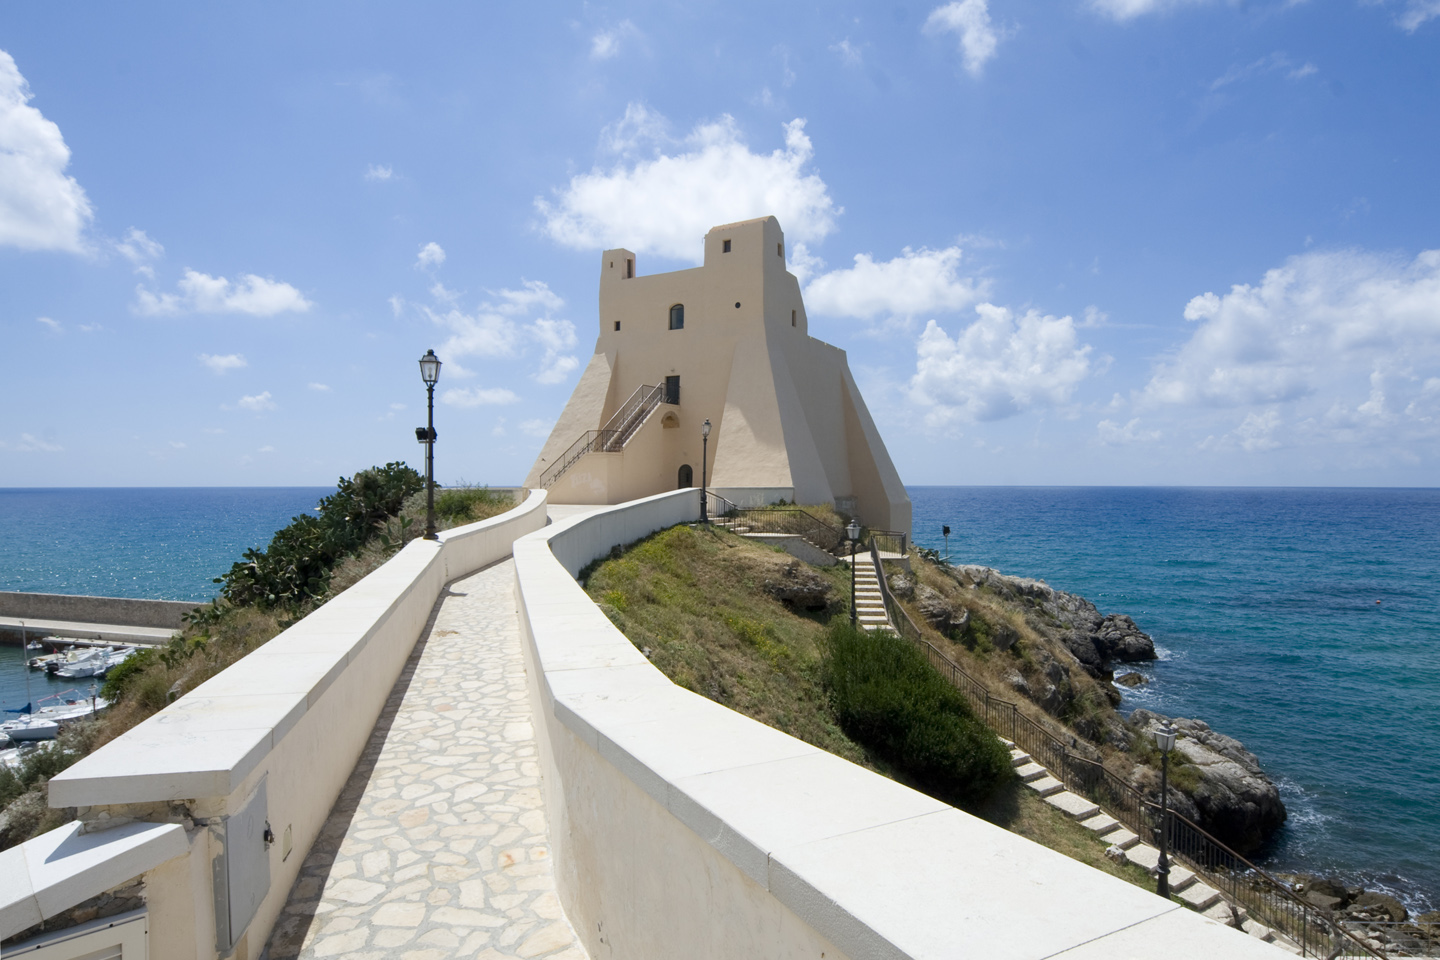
xmin=30 ymin=490 xmax=549 ymax=959
xmin=514 ymin=489 xmax=1283 ymax=960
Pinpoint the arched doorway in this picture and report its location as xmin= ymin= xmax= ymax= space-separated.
xmin=677 ymin=464 xmax=693 ymax=488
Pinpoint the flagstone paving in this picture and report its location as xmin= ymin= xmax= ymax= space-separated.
xmin=265 ymin=558 xmax=586 ymax=960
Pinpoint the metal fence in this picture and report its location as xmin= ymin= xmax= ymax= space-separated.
xmin=723 ymin=506 xmax=847 ymax=554
xmin=540 ymin=384 xmax=666 ymax=488
xmin=868 ymin=545 xmax=1383 ymax=958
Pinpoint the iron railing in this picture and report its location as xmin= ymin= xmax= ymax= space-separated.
xmin=540 ymin=384 xmax=668 ymax=487
xmin=721 ymin=506 xmax=847 ymax=554
xmin=867 ymin=548 xmax=1382 ymax=958
xmin=869 ymin=529 xmax=908 ymax=554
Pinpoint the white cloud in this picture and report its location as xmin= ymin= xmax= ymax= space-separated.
xmin=236 ymin=391 xmax=276 ymax=412
xmin=257 ymin=445 xmax=276 ymax=453
xmin=12 ymin=432 xmax=62 ymax=453
xmin=441 ymin=387 xmax=520 ymax=407
xmin=135 ymin=269 xmax=312 ymax=316
xmin=416 ymin=242 xmax=446 ymax=270
xmin=1088 ymin=0 xmax=1216 ymax=19
xmin=0 ymin=51 xmax=93 ymax=253
xmin=364 ymin=164 xmax=394 ymax=181
xmin=36 ymin=316 xmax=61 ymax=333
xmin=199 ymin=352 xmax=247 ymax=374
xmin=519 ymin=418 xmax=553 ymax=438
xmin=115 ymin=227 xmax=163 ymax=276
xmin=531 ymin=316 xmax=580 ymax=384
xmin=426 ymin=279 xmax=577 ymax=388
xmin=169 ymin=441 xmax=186 ymax=449
xmin=1144 ymin=248 xmax=1440 ymax=410
xmin=308 ymin=382 xmax=330 ymax=392
xmin=591 ymin=21 xmax=638 ymax=60
xmin=924 ymin=1 xmax=1001 ymax=76
xmin=804 ymin=246 xmax=987 ymax=322
xmin=1210 ymin=52 xmax=1318 ymax=91
xmin=830 ymin=39 xmax=864 ymax=67
xmin=909 ymin=305 xmax=1094 ymax=424
xmin=1398 ymin=0 xmax=1440 ymax=31
xmin=537 ymin=109 xmax=840 ymax=263
xmin=1097 ymin=418 xmax=1162 ymax=445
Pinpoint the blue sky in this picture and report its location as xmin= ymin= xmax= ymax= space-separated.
xmin=2 ymin=0 xmax=1438 ymax=488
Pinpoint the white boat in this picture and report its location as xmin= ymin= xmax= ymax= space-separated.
xmin=55 ymin=650 xmax=110 ymax=679
xmin=33 ymin=690 xmax=108 ymax=724
xmin=0 ymin=716 xmax=60 ymax=741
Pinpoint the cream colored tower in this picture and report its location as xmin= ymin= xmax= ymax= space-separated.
xmin=524 ymin=216 xmax=911 ymax=535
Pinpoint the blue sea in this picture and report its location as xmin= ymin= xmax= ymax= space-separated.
xmin=910 ymin=486 xmax=1440 ymax=913
xmin=0 ymin=486 xmax=1435 ymax=910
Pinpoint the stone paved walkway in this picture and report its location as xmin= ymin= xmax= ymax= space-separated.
xmin=266 ymin=559 xmax=585 ymax=960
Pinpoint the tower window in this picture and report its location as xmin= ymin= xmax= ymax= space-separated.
xmin=665 ymin=375 xmax=680 ymax=404
xmin=722 ymin=239 xmax=731 ymax=253
xmin=626 ymin=259 xmax=634 ymax=278
xmin=669 ymin=304 xmax=684 ymax=329
xmin=791 ymin=309 xmax=796 ymax=327
xmin=614 ymin=321 xmax=621 ymax=331
xmin=778 ymin=242 xmax=783 ymax=257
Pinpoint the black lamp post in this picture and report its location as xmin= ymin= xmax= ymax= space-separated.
xmin=417 ymin=349 xmax=442 ymax=540
xmin=942 ymin=524 xmax=951 ymax=562
xmin=700 ymin=418 xmax=711 ymax=524
xmin=1154 ymin=721 xmax=1177 ymax=898
xmin=847 ymin=519 xmax=861 ymax=628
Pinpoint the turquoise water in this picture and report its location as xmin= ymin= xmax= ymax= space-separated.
xmin=909 ymin=486 xmax=1440 ymax=912
xmin=0 ymin=485 xmax=1435 ymax=909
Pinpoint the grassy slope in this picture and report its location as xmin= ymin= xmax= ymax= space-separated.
xmin=583 ymin=523 xmax=1155 ymax=891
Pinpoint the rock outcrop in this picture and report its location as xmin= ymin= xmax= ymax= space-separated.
xmin=763 ymin=560 xmax=832 ymax=611
xmin=1129 ymin=708 xmax=1287 ymax=856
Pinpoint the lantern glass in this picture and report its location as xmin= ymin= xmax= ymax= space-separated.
xmin=702 ymin=418 xmax=711 ymax=438
xmin=1153 ymin=723 xmax=1177 ymax=753
xmin=419 ymin=349 xmax=442 ymax=385
xmin=846 ymin=520 xmax=861 ymax=541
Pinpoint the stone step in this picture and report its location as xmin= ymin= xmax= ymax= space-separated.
xmin=1104 ymin=827 xmax=1140 ymax=850
xmin=1167 ymin=866 xmax=1197 ymax=892
xmin=1009 ymin=749 xmax=1031 ymax=767
xmin=1043 ymin=791 xmax=1100 ymax=820
xmin=1078 ymin=813 xmax=1118 ymax=835
xmin=1014 ymin=762 xmax=1048 ymax=782
xmin=1025 ymin=776 xmax=1065 ymax=798
xmin=1242 ymin=921 xmax=1275 ymax=943
xmin=1177 ymin=882 xmax=1222 ymax=912
xmin=1202 ymin=900 xmax=1237 ymax=926
xmin=1125 ymin=843 xmax=1161 ymax=872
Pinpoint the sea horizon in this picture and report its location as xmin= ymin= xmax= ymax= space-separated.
xmin=1 ymin=484 xmax=1436 ymax=913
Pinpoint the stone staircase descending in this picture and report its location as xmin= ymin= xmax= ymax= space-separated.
xmin=849 ymin=553 xmax=893 ymax=632
xmin=1001 ymin=738 xmax=1302 ymax=955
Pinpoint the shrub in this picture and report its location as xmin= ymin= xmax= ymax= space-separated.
xmin=822 ymin=621 xmax=1013 ymax=808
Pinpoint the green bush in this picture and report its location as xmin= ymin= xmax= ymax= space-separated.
xmin=822 ymin=621 xmax=1013 ymax=808
xmin=434 ymin=485 xmax=510 ymax=523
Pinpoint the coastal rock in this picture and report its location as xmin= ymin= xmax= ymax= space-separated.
xmin=1115 ymin=672 xmax=1148 ymax=687
xmin=915 ymin=584 xmax=970 ymax=634
xmin=1353 ymin=891 xmax=1408 ymax=923
xmin=763 ymin=561 xmax=831 ymax=610
xmin=1094 ymin=615 xmax=1156 ymax=662
xmin=1130 ymin=708 xmax=1287 ymax=855
xmin=887 ymin=572 xmax=916 ymax=600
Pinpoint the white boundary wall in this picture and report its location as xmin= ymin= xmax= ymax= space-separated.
xmin=515 ymin=488 xmax=1286 ymax=960
xmin=8 ymin=490 xmax=549 ymax=960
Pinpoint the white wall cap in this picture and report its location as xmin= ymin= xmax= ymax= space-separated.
xmin=769 ymin=807 xmax=1179 ymax=960
xmin=670 ymin=751 xmax=950 ymax=885
xmin=1043 ymin=906 xmax=1291 ymax=959
xmin=0 ymin=820 xmax=188 ymax=940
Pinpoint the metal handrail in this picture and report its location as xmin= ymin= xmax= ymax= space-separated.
xmin=540 ymin=383 xmax=666 ymax=488
xmin=722 ymin=506 xmax=846 ymax=553
xmin=865 ymin=552 xmax=1382 ymax=958
xmin=869 ymin=529 xmax=908 ymax=554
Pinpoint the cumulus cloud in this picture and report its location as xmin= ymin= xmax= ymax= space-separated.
xmin=519 ymin=418 xmax=553 ymax=438
xmin=537 ymin=109 xmax=839 ymax=263
xmin=804 ymin=246 xmax=988 ymax=322
xmin=591 ymin=21 xmax=638 ymax=60
xmin=365 ymin=164 xmax=394 ymax=181
xmin=200 ymin=353 xmax=247 ymax=374
xmin=236 ymin=391 xmax=276 ymax=412
xmin=830 ymin=39 xmax=864 ymax=67
xmin=423 ymin=279 xmax=578 ymax=385
xmin=1097 ymin=417 xmax=1162 ymax=445
xmin=0 ymin=50 xmax=93 ymax=253
xmin=531 ymin=317 xmax=580 ymax=384
xmin=909 ymin=305 xmax=1093 ymax=424
xmin=135 ymin=270 xmax=312 ymax=317
xmin=308 ymin=382 xmax=330 ymax=392
xmin=1088 ymin=0 xmax=1217 ymax=19
xmin=115 ymin=228 xmax=163 ymax=276
xmin=441 ymin=386 xmax=520 ymax=408
xmin=416 ymin=242 xmax=446 ymax=270
xmin=36 ymin=316 xmax=61 ymax=333
xmin=1141 ymin=248 xmax=1440 ymax=457
xmin=925 ymin=1 xmax=1001 ymax=76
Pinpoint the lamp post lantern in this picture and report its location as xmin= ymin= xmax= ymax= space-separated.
xmin=847 ymin=519 xmax=861 ymax=628
xmin=417 ymin=349 xmax=442 ymax=540
xmin=700 ymin=418 xmax=712 ymax=524
xmin=1154 ymin=721 xmax=1178 ymax=898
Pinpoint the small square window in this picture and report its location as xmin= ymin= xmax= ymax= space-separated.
xmin=722 ymin=239 xmax=731 ymax=253
xmin=614 ymin=321 xmax=621 ymax=331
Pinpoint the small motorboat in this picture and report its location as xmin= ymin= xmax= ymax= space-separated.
xmin=55 ymin=650 xmax=109 ymax=679
xmin=33 ymin=689 xmax=108 ymax=724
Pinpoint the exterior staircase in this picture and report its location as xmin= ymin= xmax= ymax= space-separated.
xmin=1001 ymin=738 xmax=1301 ymax=954
xmin=540 ymin=384 xmax=669 ymax=488
xmin=848 ymin=552 xmax=893 ymax=632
